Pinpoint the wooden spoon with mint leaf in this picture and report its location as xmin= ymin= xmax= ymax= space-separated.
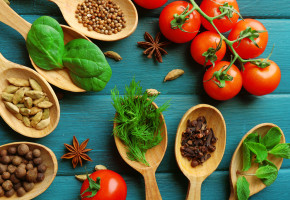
xmin=229 ymin=123 xmax=286 ymax=200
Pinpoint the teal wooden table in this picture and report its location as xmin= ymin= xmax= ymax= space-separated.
xmin=1 ymin=0 xmax=290 ymax=199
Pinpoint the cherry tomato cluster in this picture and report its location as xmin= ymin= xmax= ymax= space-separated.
xmin=135 ymin=0 xmax=281 ymax=101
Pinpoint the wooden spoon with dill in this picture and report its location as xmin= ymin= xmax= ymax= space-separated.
xmin=112 ymin=79 xmax=169 ymax=200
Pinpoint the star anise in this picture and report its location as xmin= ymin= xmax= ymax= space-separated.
xmin=61 ymin=136 xmax=92 ymax=168
xmin=137 ymin=32 xmax=171 ymax=63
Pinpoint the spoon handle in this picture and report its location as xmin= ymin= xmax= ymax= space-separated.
xmin=0 ymin=0 xmax=31 ymax=39
xmin=0 ymin=53 xmax=10 ymax=72
xmin=143 ymin=168 xmax=162 ymax=200
xmin=229 ymin=191 xmax=237 ymax=200
xmin=186 ymin=179 xmax=203 ymax=200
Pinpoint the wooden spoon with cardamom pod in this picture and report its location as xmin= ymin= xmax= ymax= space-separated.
xmin=229 ymin=123 xmax=285 ymax=200
xmin=0 ymin=0 xmax=86 ymax=92
xmin=0 ymin=53 xmax=60 ymax=138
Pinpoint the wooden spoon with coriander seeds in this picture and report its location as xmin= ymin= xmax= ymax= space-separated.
xmin=0 ymin=53 xmax=60 ymax=138
xmin=114 ymin=101 xmax=167 ymax=200
xmin=229 ymin=123 xmax=285 ymax=200
xmin=0 ymin=142 xmax=58 ymax=199
xmin=48 ymin=0 xmax=138 ymax=41
xmin=175 ymin=104 xmax=226 ymax=200
xmin=0 ymin=0 xmax=86 ymax=92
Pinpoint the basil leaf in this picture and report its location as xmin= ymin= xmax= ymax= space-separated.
xmin=31 ymin=16 xmax=64 ymax=39
xmin=237 ymin=176 xmax=250 ymax=200
xmin=245 ymin=142 xmax=268 ymax=163
xmin=269 ymin=143 xmax=290 ymax=159
xmin=261 ymin=127 xmax=282 ymax=150
xmin=26 ymin=24 xmax=64 ymax=70
xmin=242 ymin=143 xmax=251 ymax=171
xmin=256 ymin=165 xmax=278 ymax=186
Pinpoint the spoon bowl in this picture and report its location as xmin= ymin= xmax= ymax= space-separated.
xmin=0 ymin=53 xmax=60 ymax=138
xmin=114 ymin=101 xmax=167 ymax=200
xmin=175 ymin=104 xmax=226 ymax=200
xmin=0 ymin=0 xmax=87 ymax=92
xmin=229 ymin=123 xmax=285 ymax=200
xmin=49 ymin=0 xmax=138 ymax=41
xmin=0 ymin=142 xmax=58 ymax=199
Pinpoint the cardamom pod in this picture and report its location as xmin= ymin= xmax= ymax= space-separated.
xmin=22 ymin=116 xmax=31 ymax=127
xmin=15 ymin=113 xmax=23 ymax=120
xmin=36 ymin=117 xmax=50 ymax=130
xmin=146 ymin=89 xmax=160 ymax=96
xmin=33 ymin=96 xmax=45 ymax=106
xmin=75 ymin=174 xmax=91 ymax=182
xmin=16 ymin=104 xmax=25 ymax=108
xmin=37 ymin=101 xmax=53 ymax=108
xmin=42 ymin=108 xmax=50 ymax=120
xmin=30 ymin=107 xmax=42 ymax=115
xmin=19 ymin=108 xmax=31 ymax=116
xmin=7 ymin=78 xmax=30 ymax=87
xmin=3 ymin=85 xmax=19 ymax=94
xmin=24 ymin=97 xmax=33 ymax=109
xmin=95 ymin=165 xmax=107 ymax=171
xmin=13 ymin=88 xmax=25 ymax=105
xmin=29 ymin=78 xmax=42 ymax=92
xmin=31 ymin=112 xmax=43 ymax=128
xmin=104 ymin=51 xmax=122 ymax=61
xmin=164 ymin=69 xmax=185 ymax=82
xmin=1 ymin=92 xmax=14 ymax=102
xmin=4 ymin=102 xmax=19 ymax=114
xmin=25 ymin=91 xmax=44 ymax=99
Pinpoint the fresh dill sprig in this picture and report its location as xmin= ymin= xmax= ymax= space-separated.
xmin=111 ymin=79 xmax=169 ymax=166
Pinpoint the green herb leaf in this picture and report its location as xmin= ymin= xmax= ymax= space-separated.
xmin=260 ymin=159 xmax=278 ymax=170
xmin=236 ymin=176 xmax=250 ymax=200
xmin=245 ymin=142 xmax=268 ymax=163
xmin=256 ymin=165 xmax=278 ymax=186
xmin=242 ymin=143 xmax=251 ymax=171
xmin=63 ymin=39 xmax=112 ymax=91
xmin=32 ymin=16 xmax=64 ymax=39
xmin=261 ymin=127 xmax=282 ymax=150
xmin=244 ymin=132 xmax=259 ymax=143
xmin=269 ymin=143 xmax=290 ymax=159
xmin=26 ymin=19 xmax=64 ymax=70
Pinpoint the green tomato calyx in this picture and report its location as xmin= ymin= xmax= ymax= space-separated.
xmin=81 ymin=174 xmax=101 ymax=199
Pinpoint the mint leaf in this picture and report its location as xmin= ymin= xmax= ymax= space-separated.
xmin=260 ymin=159 xmax=278 ymax=170
xmin=242 ymin=143 xmax=251 ymax=171
xmin=244 ymin=132 xmax=259 ymax=143
xmin=237 ymin=176 xmax=250 ymax=200
xmin=256 ymin=165 xmax=278 ymax=186
xmin=269 ymin=143 xmax=290 ymax=159
xmin=245 ymin=142 xmax=268 ymax=163
xmin=261 ymin=127 xmax=282 ymax=150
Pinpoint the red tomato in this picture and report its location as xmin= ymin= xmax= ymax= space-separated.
xmin=242 ymin=60 xmax=281 ymax=96
xmin=200 ymin=0 xmax=240 ymax=33
xmin=134 ymin=0 xmax=167 ymax=9
xmin=190 ymin=31 xmax=226 ymax=66
xmin=203 ymin=61 xmax=242 ymax=100
xmin=159 ymin=1 xmax=201 ymax=43
xmin=228 ymin=19 xmax=268 ymax=59
xmin=80 ymin=170 xmax=127 ymax=200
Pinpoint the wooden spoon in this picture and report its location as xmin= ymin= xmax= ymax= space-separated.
xmin=0 ymin=142 xmax=58 ymax=199
xmin=0 ymin=0 xmax=87 ymax=92
xmin=113 ymin=102 xmax=167 ymax=200
xmin=49 ymin=0 xmax=138 ymax=41
xmin=0 ymin=53 xmax=60 ymax=138
xmin=175 ymin=104 xmax=226 ymax=200
xmin=229 ymin=123 xmax=285 ymax=200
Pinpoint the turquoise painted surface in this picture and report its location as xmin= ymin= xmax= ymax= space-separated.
xmin=0 ymin=0 xmax=290 ymax=199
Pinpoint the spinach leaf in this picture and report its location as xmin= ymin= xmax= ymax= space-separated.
xmin=237 ymin=176 xmax=250 ymax=200
xmin=261 ymin=127 xmax=282 ymax=150
xmin=63 ymin=39 xmax=112 ymax=91
xmin=26 ymin=23 xmax=64 ymax=70
xmin=32 ymin=16 xmax=64 ymax=39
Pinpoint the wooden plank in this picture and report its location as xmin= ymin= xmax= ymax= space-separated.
xmin=1 ymin=95 xmax=289 ymax=174
xmin=9 ymin=0 xmax=290 ymax=18
xmin=33 ymin=169 xmax=290 ymax=200
xmin=0 ymin=16 xmax=289 ymax=95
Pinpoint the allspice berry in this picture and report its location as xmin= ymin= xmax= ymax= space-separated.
xmin=5 ymin=188 xmax=15 ymax=197
xmin=10 ymin=174 xmax=20 ymax=184
xmin=32 ymin=149 xmax=41 ymax=158
xmin=23 ymin=182 xmax=34 ymax=192
xmin=0 ymin=164 xmax=7 ymax=174
xmin=25 ymin=151 xmax=33 ymax=160
xmin=15 ymin=167 xmax=26 ymax=179
xmin=2 ymin=180 xmax=13 ymax=191
xmin=13 ymin=182 xmax=22 ymax=190
xmin=17 ymin=187 xmax=26 ymax=197
xmin=26 ymin=168 xmax=37 ymax=183
xmin=18 ymin=144 xmax=29 ymax=156
xmin=2 ymin=156 xmax=11 ymax=164
xmin=2 ymin=172 xmax=10 ymax=180
xmin=26 ymin=163 xmax=34 ymax=171
xmin=19 ymin=163 xmax=26 ymax=169
xmin=0 ymin=176 xmax=4 ymax=185
xmin=37 ymin=173 xmax=45 ymax=182
xmin=37 ymin=164 xmax=47 ymax=173
xmin=8 ymin=147 xmax=17 ymax=155
xmin=33 ymin=157 xmax=42 ymax=165
xmin=0 ymin=149 xmax=7 ymax=157
xmin=8 ymin=164 xmax=16 ymax=174
xmin=12 ymin=156 xmax=22 ymax=166
xmin=0 ymin=186 xmax=4 ymax=197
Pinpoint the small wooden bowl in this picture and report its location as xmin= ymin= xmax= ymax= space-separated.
xmin=0 ymin=142 xmax=58 ymax=199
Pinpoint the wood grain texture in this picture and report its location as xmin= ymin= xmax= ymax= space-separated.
xmin=0 ymin=0 xmax=289 ymax=199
